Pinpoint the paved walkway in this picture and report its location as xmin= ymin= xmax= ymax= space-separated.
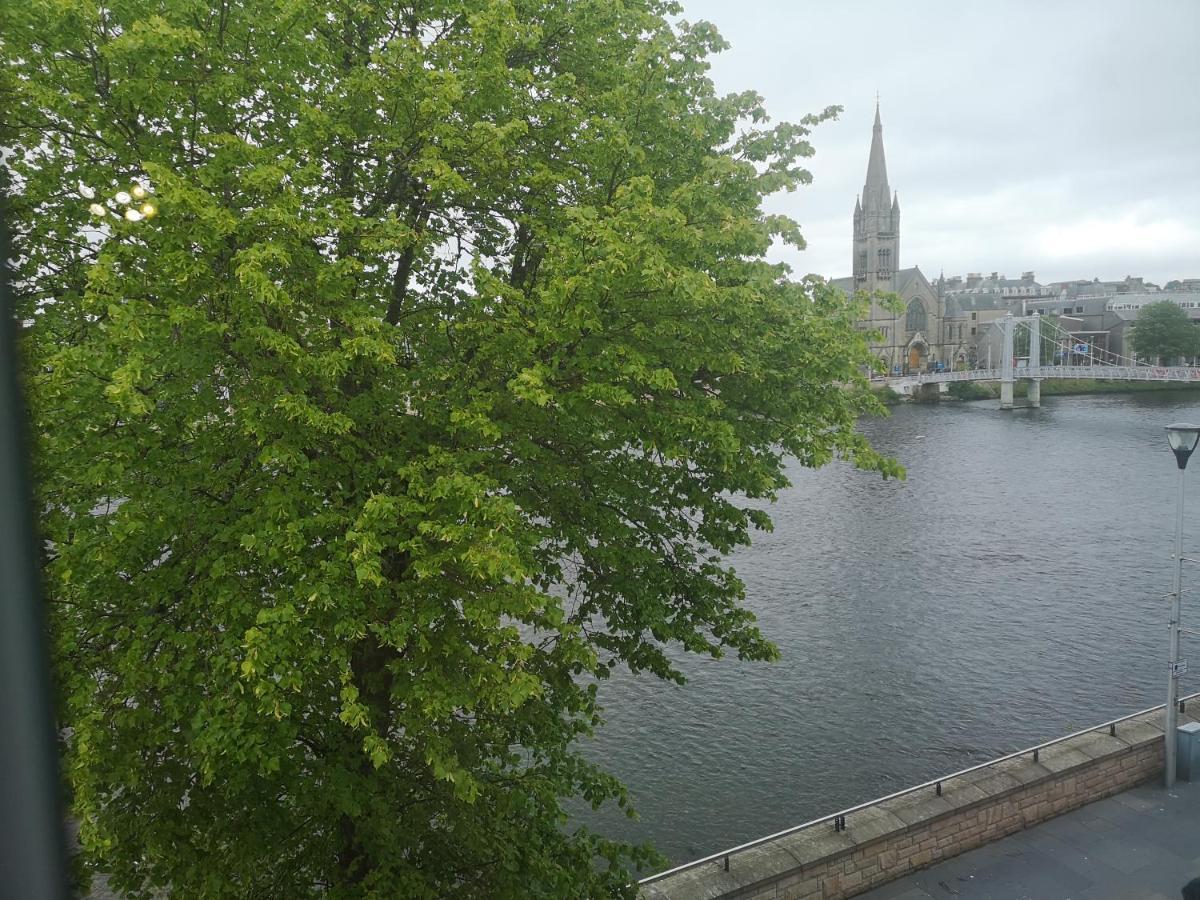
xmin=860 ymin=778 xmax=1200 ymax=900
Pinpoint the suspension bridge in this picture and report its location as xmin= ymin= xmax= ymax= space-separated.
xmin=893 ymin=314 xmax=1200 ymax=409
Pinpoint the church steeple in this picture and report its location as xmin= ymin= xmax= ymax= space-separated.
xmin=852 ymin=101 xmax=899 ymax=291
xmin=863 ymin=102 xmax=891 ymax=212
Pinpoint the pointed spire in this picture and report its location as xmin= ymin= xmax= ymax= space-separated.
xmin=863 ymin=101 xmax=890 ymax=213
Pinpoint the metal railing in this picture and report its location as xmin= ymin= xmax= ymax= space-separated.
xmin=894 ymin=365 xmax=1200 ymax=386
xmin=639 ymin=691 xmax=1200 ymax=886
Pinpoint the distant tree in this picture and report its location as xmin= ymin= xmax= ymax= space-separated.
xmin=1130 ymin=301 xmax=1200 ymax=364
xmin=4 ymin=0 xmax=901 ymax=896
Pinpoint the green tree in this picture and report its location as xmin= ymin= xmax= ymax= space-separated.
xmin=1130 ymin=300 xmax=1200 ymax=364
xmin=3 ymin=1 xmax=899 ymax=896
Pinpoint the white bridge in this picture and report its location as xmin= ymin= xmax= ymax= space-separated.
xmin=891 ymin=314 xmax=1200 ymax=409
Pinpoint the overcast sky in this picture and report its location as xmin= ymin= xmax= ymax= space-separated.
xmin=676 ymin=0 xmax=1200 ymax=286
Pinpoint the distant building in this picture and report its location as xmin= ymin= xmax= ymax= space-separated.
xmin=829 ymin=104 xmax=1193 ymax=373
xmin=1105 ymin=291 xmax=1200 ymax=358
xmin=943 ymin=271 xmax=1051 ymax=301
xmin=972 ymin=290 xmax=1200 ymax=365
xmin=830 ymin=105 xmax=968 ymax=374
xmin=935 ymin=272 xmax=1057 ymax=361
xmin=1044 ymin=275 xmax=1161 ymax=299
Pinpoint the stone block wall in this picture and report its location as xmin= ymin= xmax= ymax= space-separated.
xmin=641 ymin=705 xmax=1198 ymax=900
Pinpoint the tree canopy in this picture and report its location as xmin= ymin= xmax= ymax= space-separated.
xmin=1130 ymin=300 xmax=1199 ymax=364
xmin=3 ymin=0 xmax=898 ymax=896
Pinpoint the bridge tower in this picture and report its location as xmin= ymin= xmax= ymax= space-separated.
xmin=1000 ymin=315 xmax=1014 ymax=409
xmin=1027 ymin=313 xmax=1041 ymax=408
xmin=999 ymin=314 xmax=1041 ymax=410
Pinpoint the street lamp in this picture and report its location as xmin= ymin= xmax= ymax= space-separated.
xmin=1164 ymin=423 xmax=1200 ymax=787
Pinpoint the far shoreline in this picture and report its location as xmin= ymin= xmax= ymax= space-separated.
xmin=869 ymin=379 xmax=1200 ymax=406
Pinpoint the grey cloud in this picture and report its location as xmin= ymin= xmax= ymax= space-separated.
xmin=679 ymin=0 xmax=1200 ymax=284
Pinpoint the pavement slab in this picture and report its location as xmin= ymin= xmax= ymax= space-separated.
xmin=857 ymin=778 xmax=1200 ymax=900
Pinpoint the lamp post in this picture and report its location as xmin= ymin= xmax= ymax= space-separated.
xmin=1164 ymin=423 xmax=1200 ymax=787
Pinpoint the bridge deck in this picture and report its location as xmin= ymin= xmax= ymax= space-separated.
xmin=892 ymin=365 xmax=1200 ymax=386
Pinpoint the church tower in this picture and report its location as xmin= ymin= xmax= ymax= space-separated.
xmin=852 ymin=102 xmax=900 ymax=293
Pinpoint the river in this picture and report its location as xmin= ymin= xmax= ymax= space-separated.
xmin=581 ymin=392 xmax=1200 ymax=866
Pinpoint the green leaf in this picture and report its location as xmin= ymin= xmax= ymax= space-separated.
xmin=13 ymin=0 xmax=891 ymax=895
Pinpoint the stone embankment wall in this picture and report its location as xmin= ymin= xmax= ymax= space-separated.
xmin=642 ymin=704 xmax=1200 ymax=900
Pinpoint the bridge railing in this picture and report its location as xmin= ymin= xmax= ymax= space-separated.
xmin=896 ymin=369 xmax=998 ymax=385
xmin=897 ymin=365 xmax=1200 ymax=386
xmin=920 ymin=369 xmax=997 ymax=383
xmin=1019 ymin=364 xmax=1200 ymax=382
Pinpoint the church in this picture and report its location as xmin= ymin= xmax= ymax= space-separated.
xmin=830 ymin=105 xmax=968 ymax=374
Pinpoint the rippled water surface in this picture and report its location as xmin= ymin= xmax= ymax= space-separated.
xmin=581 ymin=393 xmax=1200 ymax=865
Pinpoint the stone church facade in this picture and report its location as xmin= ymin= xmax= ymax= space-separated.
xmin=830 ymin=106 xmax=969 ymax=374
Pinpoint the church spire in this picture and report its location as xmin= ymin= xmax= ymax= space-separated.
xmin=851 ymin=100 xmax=899 ymax=290
xmin=863 ymin=101 xmax=890 ymax=213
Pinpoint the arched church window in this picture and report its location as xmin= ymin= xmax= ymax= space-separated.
xmin=856 ymin=251 xmax=867 ymax=281
xmin=905 ymin=299 xmax=927 ymax=333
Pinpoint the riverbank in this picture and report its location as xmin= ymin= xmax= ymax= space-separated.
xmin=641 ymin=696 xmax=1200 ymax=899
xmin=869 ymin=384 xmax=903 ymax=405
xmin=945 ymin=378 xmax=1200 ymax=401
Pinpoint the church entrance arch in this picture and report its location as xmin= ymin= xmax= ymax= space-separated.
xmin=907 ymin=340 xmax=928 ymax=373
